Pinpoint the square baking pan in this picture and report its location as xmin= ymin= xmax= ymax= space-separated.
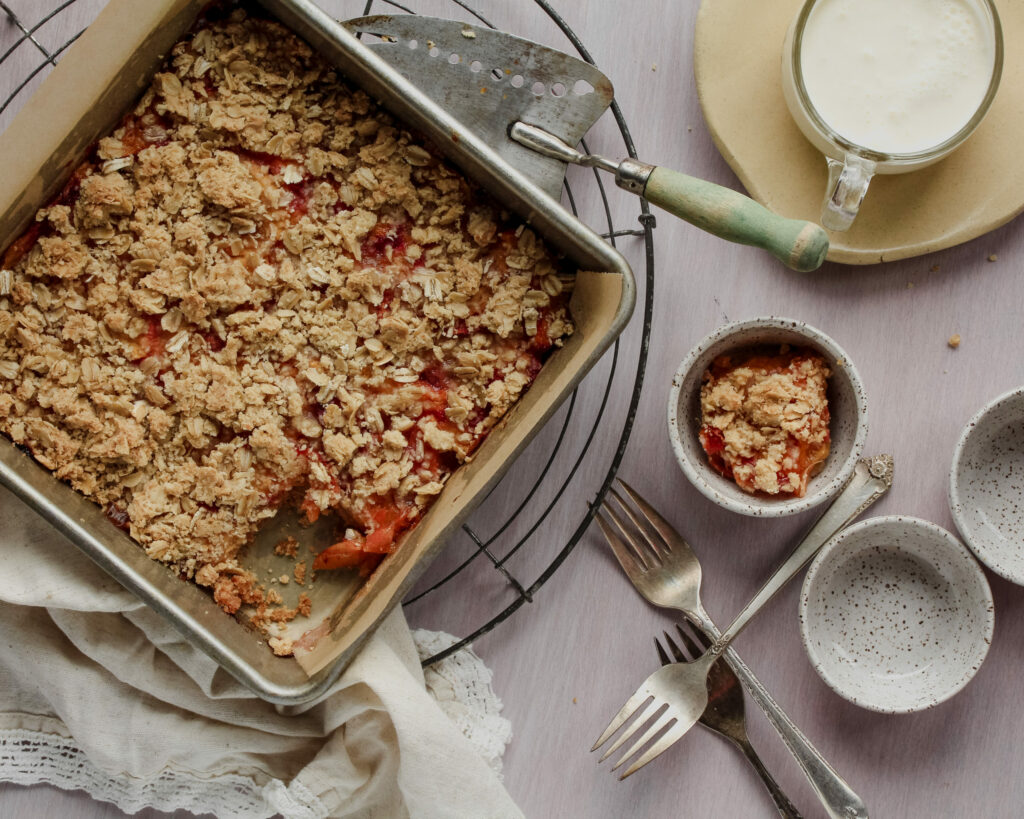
xmin=0 ymin=0 xmax=635 ymax=704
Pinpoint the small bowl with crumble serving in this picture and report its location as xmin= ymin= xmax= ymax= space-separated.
xmin=668 ymin=317 xmax=869 ymax=517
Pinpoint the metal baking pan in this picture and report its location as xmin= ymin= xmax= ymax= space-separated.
xmin=0 ymin=0 xmax=634 ymax=703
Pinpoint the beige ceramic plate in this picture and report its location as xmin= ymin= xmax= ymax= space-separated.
xmin=694 ymin=0 xmax=1024 ymax=265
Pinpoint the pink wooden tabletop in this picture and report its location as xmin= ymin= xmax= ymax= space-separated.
xmin=2 ymin=0 xmax=1023 ymax=816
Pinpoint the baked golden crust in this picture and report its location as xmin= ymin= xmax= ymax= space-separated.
xmin=0 ymin=9 xmax=574 ymax=636
xmin=699 ymin=346 xmax=830 ymax=497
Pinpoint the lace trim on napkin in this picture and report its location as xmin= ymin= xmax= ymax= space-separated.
xmin=413 ymin=628 xmax=513 ymax=777
xmin=0 ymin=632 xmax=511 ymax=816
xmin=0 ymin=725 xmax=279 ymax=818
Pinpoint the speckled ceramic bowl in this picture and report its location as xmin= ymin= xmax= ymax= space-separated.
xmin=800 ymin=516 xmax=994 ymax=714
xmin=950 ymin=386 xmax=1024 ymax=585
xmin=667 ymin=317 xmax=869 ymax=517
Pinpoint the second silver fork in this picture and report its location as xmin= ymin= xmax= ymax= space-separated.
xmin=657 ymin=624 xmax=802 ymax=819
xmin=594 ymin=456 xmax=893 ymax=816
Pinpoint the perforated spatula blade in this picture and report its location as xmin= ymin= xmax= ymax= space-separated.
xmin=344 ymin=14 xmax=613 ymax=200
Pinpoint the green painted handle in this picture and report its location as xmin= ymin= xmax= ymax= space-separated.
xmin=643 ymin=166 xmax=829 ymax=272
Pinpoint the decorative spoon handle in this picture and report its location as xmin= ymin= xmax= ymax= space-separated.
xmin=712 ymin=455 xmax=894 ymax=652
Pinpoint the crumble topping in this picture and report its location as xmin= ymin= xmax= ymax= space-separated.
xmin=699 ymin=346 xmax=831 ymax=497
xmin=0 ymin=8 xmax=575 ymax=640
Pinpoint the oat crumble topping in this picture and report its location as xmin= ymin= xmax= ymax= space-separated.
xmin=699 ymin=346 xmax=831 ymax=497
xmin=0 ymin=8 xmax=574 ymax=643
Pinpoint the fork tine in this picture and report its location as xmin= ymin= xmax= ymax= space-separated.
xmin=654 ymin=637 xmax=671 ymax=666
xmin=607 ymin=488 xmax=667 ymax=559
xmin=662 ymin=630 xmax=688 ymax=663
xmin=610 ymin=709 xmax=677 ymax=772
xmin=600 ymin=499 xmax=660 ymax=570
xmin=592 ymin=687 xmax=654 ymax=751
xmin=593 ymin=508 xmax=648 ymax=574
xmin=619 ymin=718 xmax=693 ymax=779
xmin=673 ymin=623 xmax=705 ymax=660
xmin=598 ymin=698 xmax=663 ymax=761
xmin=616 ymin=478 xmax=682 ymax=554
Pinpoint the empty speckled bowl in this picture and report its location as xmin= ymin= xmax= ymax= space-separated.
xmin=667 ymin=317 xmax=869 ymax=517
xmin=950 ymin=386 xmax=1024 ymax=585
xmin=800 ymin=516 xmax=994 ymax=714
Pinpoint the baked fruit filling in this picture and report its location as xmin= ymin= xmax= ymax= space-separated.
xmin=698 ymin=346 xmax=830 ymax=497
xmin=0 ymin=8 xmax=574 ymax=644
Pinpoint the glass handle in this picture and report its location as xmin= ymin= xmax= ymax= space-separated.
xmin=821 ymin=154 xmax=876 ymax=231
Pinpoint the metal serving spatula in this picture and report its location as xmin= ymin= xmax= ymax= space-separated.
xmin=346 ymin=15 xmax=828 ymax=272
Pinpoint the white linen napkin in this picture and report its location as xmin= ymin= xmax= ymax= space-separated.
xmin=0 ymin=486 xmax=521 ymax=818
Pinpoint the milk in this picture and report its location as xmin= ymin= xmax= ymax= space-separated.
xmin=799 ymin=0 xmax=996 ymax=155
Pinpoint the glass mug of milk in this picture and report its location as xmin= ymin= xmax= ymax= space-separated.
xmin=782 ymin=0 xmax=1003 ymax=231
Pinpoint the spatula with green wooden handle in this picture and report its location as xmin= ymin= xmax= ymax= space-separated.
xmin=511 ymin=122 xmax=828 ymax=272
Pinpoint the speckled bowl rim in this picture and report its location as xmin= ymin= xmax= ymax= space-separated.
xmin=799 ymin=515 xmax=995 ymax=714
xmin=949 ymin=385 xmax=1024 ymax=585
xmin=667 ymin=317 xmax=869 ymax=518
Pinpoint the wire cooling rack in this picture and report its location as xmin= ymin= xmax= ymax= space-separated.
xmin=0 ymin=0 xmax=654 ymax=667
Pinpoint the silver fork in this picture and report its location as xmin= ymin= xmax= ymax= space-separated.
xmin=592 ymin=456 xmax=892 ymax=814
xmin=657 ymin=624 xmax=801 ymax=818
